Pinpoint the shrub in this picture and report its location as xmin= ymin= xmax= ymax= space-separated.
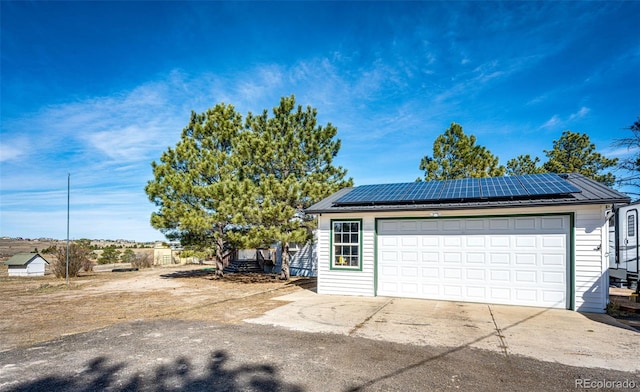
xmin=132 ymin=252 xmax=152 ymax=269
xmin=51 ymin=242 xmax=92 ymax=278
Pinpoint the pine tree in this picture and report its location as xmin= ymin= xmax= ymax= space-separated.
xmin=506 ymin=154 xmax=547 ymax=176
xmin=419 ymin=123 xmax=505 ymax=181
xmin=243 ymin=95 xmax=353 ymax=279
xmin=543 ymin=130 xmax=617 ymax=186
xmin=145 ymin=103 xmax=251 ymax=276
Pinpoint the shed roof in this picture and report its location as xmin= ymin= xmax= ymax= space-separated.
xmin=3 ymin=253 xmax=49 ymax=266
xmin=306 ymin=173 xmax=630 ymax=214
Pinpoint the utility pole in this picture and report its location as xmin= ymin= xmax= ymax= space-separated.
xmin=66 ymin=173 xmax=70 ymax=287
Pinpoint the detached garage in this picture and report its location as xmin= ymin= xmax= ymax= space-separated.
xmin=306 ymin=173 xmax=630 ymax=313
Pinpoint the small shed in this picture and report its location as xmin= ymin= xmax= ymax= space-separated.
xmin=4 ymin=253 xmax=49 ymax=276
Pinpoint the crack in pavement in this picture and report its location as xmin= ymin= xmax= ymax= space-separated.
xmin=349 ymin=299 xmax=394 ymax=336
xmin=488 ymin=305 xmax=509 ymax=357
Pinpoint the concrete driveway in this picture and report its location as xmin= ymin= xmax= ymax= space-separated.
xmin=245 ymin=290 xmax=639 ymax=372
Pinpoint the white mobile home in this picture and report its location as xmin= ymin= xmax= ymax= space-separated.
xmin=609 ymin=202 xmax=639 ymax=288
xmin=306 ymin=173 xmax=630 ymax=313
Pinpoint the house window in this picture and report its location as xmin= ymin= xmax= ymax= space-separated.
xmin=331 ymin=220 xmax=361 ymax=269
xmin=628 ymin=215 xmax=636 ymax=237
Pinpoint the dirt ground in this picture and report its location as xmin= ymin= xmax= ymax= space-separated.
xmin=0 ymin=265 xmax=314 ymax=352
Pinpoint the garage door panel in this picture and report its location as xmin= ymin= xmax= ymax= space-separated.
xmin=422 ymin=237 xmax=438 ymax=246
xmin=515 ymin=218 xmax=536 ymax=229
xmin=443 ymin=268 xmax=462 ymax=279
xmin=443 ymin=252 xmax=461 ymax=263
xmin=421 ymin=267 xmax=439 ymax=278
xmin=542 ymin=271 xmax=564 ymax=284
xmin=466 ymin=253 xmax=486 ymax=263
xmin=490 ymin=236 xmax=510 ymax=247
xmin=541 ymin=217 xmax=565 ymax=229
xmin=542 ymin=291 xmax=565 ymax=303
xmin=489 ymin=218 xmax=510 ymax=230
xmin=490 ymin=270 xmax=510 ymax=281
xmin=443 ymin=285 xmax=463 ymax=297
xmin=401 ymin=237 xmax=418 ymax=246
xmin=542 ymin=236 xmax=564 ymax=248
xmin=422 ymin=252 xmax=439 ymax=262
xmin=489 ymin=253 xmax=510 ymax=264
xmin=399 ymin=221 xmax=418 ymax=232
xmin=465 ymin=269 xmax=485 ymax=280
xmin=381 ymin=237 xmax=398 ymax=246
xmin=514 ymin=253 xmax=537 ymax=265
xmin=515 ymin=270 xmax=537 ymax=283
xmin=465 ymin=236 xmax=485 ymax=247
xmin=401 ymin=266 xmax=419 ymax=277
xmin=542 ymin=254 xmax=564 ymax=266
xmin=515 ymin=236 xmax=536 ymax=247
xmin=444 ymin=237 xmax=462 ymax=247
xmin=422 ymin=284 xmax=439 ymax=296
xmin=443 ymin=220 xmax=462 ymax=231
xmin=400 ymin=251 xmax=418 ymax=262
xmin=377 ymin=216 xmax=569 ymax=308
xmin=419 ymin=221 xmax=439 ymax=231
xmin=465 ymin=219 xmax=486 ymax=230
xmin=489 ymin=287 xmax=511 ymax=300
xmin=381 ymin=266 xmax=398 ymax=276
xmin=515 ymin=289 xmax=537 ymax=302
xmin=401 ymin=283 xmax=419 ymax=294
xmin=466 ymin=286 xmax=486 ymax=299
xmin=381 ymin=251 xmax=397 ymax=262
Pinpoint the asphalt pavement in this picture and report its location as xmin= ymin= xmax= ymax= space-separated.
xmin=1 ymin=319 xmax=638 ymax=391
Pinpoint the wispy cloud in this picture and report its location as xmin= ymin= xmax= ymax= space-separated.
xmin=540 ymin=106 xmax=591 ymax=130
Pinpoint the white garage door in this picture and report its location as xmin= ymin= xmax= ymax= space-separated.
xmin=377 ymin=216 xmax=570 ymax=308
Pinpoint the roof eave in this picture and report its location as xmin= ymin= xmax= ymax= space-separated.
xmin=305 ymin=196 xmax=629 ymax=215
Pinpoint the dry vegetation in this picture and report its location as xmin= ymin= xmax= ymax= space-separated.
xmin=0 ymin=264 xmax=314 ymax=352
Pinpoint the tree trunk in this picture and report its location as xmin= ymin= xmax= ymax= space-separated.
xmin=214 ymin=237 xmax=225 ymax=277
xmin=279 ymin=241 xmax=290 ymax=280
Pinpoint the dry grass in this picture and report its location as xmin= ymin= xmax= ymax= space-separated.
xmin=0 ymin=264 xmax=314 ymax=351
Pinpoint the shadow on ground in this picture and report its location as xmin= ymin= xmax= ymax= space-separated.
xmin=159 ymin=270 xmax=317 ymax=289
xmin=160 ymin=268 xmax=219 ymax=279
xmin=7 ymin=350 xmax=303 ymax=392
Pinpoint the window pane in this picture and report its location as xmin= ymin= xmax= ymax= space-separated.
xmin=629 ymin=215 xmax=636 ymax=237
xmin=350 ymin=256 xmax=358 ymax=267
xmin=351 ymin=222 xmax=359 ymax=232
xmin=334 ymin=233 xmax=341 ymax=243
xmin=334 ymin=222 xmax=342 ymax=232
xmin=350 ymin=233 xmax=358 ymax=243
xmin=350 ymin=246 xmax=358 ymax=256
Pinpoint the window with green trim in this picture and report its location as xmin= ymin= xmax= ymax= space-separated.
xmin=332 ymin=220 xmax=360 ymax=268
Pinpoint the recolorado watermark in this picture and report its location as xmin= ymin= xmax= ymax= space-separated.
xmin=575 ymin=378 xmax=638 ymax=389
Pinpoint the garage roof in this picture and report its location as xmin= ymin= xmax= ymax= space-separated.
xmin=306 ymin=173 xmax=630 ymax=214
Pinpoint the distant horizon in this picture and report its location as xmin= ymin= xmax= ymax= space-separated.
xmin=2 ymin=1 xmax=638 ymax=241
xmin=1 ymin=236 xmax=162 ymax=244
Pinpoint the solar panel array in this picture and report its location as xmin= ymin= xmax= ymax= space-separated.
xmin=334 ymin=173 xmax=581 ymax=206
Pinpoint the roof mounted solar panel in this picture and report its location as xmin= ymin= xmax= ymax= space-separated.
xmin=517 ymin=173 xmax=581 ymax=195
xmin=333 ymin=173 xmax=581 ymax=206
xmin=479 ymin=176 xmax=528 ymax=198
xmin=403 ymin=181 xmax=443 ymax=201
xmin=439 ymin=178 xmax=481 ymax=199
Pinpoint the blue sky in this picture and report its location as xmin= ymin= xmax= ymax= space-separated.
xmin=1 ymin=1 xmax=638 ymax=242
